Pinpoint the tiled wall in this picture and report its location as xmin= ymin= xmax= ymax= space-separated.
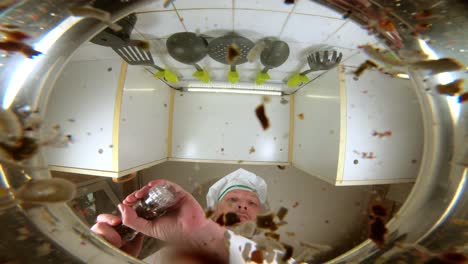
xmin=74 ymin=0 xmax=383 ymax=87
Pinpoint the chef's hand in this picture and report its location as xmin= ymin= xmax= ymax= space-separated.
xmin=90 ymin=214 xmax=144 ymax=258
xmin=119 ymin=179 xmax=229 ymax=263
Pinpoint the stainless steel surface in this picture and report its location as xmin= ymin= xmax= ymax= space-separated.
xmin=207 ymin=33 xmax=254 ymax=72
xmin=260 ymin=40 xmax=290 ymax=73
xmin=300 ymin=50 xmax=342 ymax=75
xmin=0 ymin=0 xmax=466 ymax=263
xmin=166 ymin=32 xmax=208 ymax=71
xmin=112 ymin=40 xmax=165 ymax=71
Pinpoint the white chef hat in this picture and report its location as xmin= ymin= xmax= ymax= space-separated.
xmin=206 ymin=168 xmax=267 ymax=209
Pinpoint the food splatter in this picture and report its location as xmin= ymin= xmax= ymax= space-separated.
xmin=359 ymin=45 xmax=406 ymax=66
xmin=369 ymin=216 xmax=387 ymax=248
xmin=292 ymin=201 xmax=299 ymax=208
xmin=216 ymin=212 xmax=240 ymax=226
xmin=0 ymin=40 xmax=41 ymax=58
xmin=69 ymin=5 xmax=122 ymax=32
xmin=205 ymin=209 xmax=214 ymax=219
xmin=343 ymin=10 xmax=352 ymax=19
xmin=134 ymin=40 xmax=150 ymax=51
xmin=36 ymin=242 xmax=52 ymax=257
xmin=277 ymin=165 xmax=286 ymax=170
xmin=0 ymin=0 xmax=18 ymax=12
xmin=250 ymin=249 xmax=265 ymax=263
xmin=371 ymin=204 xmax=388 ymax=217
xmin=0 ymin=29 xmax=30 ymax=42
xmin=0 ymin=109 xmax=69 ymax=168
xmin=262 ymin=95 xmax=271 ymax=103
xmin=256 ymin=213 xmax=278 ymax=231
xmin=410 ymin=58 xmax=464 ymax=75
xmin=297 ymin=113 xmax=304 ymax=120
xmin=0 ymin=186 xmax=9 ymax=199
xmin=412 ymin=9 xmax=437 ymax=20
xmin=437 ymin=252 xmax=467 ymax=263
xmin=249 ymin=146 xmax=256 ymax=154
xmin=436 ymin=79 xmax=463 ymax=96
xmin=276 ymin=207 xmax=288 ymax=221
xmin=354 ymin=150 xmax=377 ymax=159
xmin=265 ymin=232 xmax=280 ymax=241
xmin=353 ymin=60 xmax=379 ymax=80
xmin=255 ymin=104 xmax=270 ymax=130
xmin=411 ymin=23 xmax=432 ymax=36
xmin=372 ymin=130 xmax=392 ymax=138
xmin=227 ymin=43 xmax=241 ymax=64
xmin=281 ymin=243 xmax=294 ymax=262
xmin=458 ymin=92 xmax=468 ymax=103
xmin=452 ymin=218 xmax=468 ymax=226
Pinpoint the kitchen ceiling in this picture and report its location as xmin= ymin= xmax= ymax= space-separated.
xmin=71 ymin=0 xmax=383 ymax=92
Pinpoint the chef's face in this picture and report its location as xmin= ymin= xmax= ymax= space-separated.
xmin=215 ymin=189 xmax=261 ymax=223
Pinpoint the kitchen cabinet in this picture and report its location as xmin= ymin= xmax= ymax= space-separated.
xmin=293 ymin=66 xmax=423 ymax=185
xmin=118 ymin=66 xmax=170 ymax=172
xmin=170 ymin=92 xmax=290 ymax=164
xmin=292 ymin=67 xmax=341 ymax=183
xmin=45 ymin=50 xmax=422 ymax=183
xmin=44 ymin=58 xmax=170 ymax=177
xmin=44 ymin=59 xmax=122 ymax=174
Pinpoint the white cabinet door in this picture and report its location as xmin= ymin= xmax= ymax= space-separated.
xmin=118 ymin=66 xmax=170 ymax=171
xmin=44 ymin=59 xmax=123 ymax=172
xmin=45 ymin=57 xmax=171 ymax=177
xmin=171 ymin=92 xmax=290 ymax=163
xmin=338 ymin=67 xmax=423 ymax=185
xmin=292 ymin=67 xmax=341 ymax=184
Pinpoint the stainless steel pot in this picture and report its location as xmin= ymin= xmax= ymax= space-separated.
xmin=0 ymin=0 xmax=466 ymax=263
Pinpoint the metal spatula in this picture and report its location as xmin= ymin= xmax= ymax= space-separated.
xmin=208 ymin=33 xmax=254 ymax=83
xmin=91 ymin=19 xmax=178 ymax=84
xmin=112 ymin=40 xmax=178 ymax=83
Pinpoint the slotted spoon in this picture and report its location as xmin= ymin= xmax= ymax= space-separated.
xmin=208 ymin=33 xmax=254 ymax=83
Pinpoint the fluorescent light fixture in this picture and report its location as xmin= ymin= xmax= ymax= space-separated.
xmin=417 ymin=38 xmax=459 ymax=122
xmin=3 ymin=17 xmax=83 ymax=109
xmin=185 ymin=81 xmax=283 ymax=91
xmin=123 ymin=88 xmax=156 ymax=92
xmin=396 ymin=73 xmax=410 ymax=79
xmin=306 ymin=94 xmax=339 ymax=100
xmin=187 ymin=88 xmax=281 ymax=96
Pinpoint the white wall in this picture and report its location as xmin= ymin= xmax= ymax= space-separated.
xmin=171 ymin=92 xmax=290 ymax=163
xmin=292 ymin=67 xmax=341 ymax=184
xmin=118 ymin=66 xmax=170 ymax=171
xmin=44 ymin=59 xmax=122 ymax=171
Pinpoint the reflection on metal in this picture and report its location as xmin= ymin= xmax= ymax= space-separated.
xmin=0 ymin=0 xmax=466 ymax=263
xmin=395 ymin=73 xmax=410 ymax=79
xmin=418 ymin=38 xmax=461 ymax=122
xmin=187 ymin=87 xmax=282 ymax=96
xmin=416 ymin=167 xmax=467 ymax=244
xmin=2 ymin=17 xmax=82 ymax=109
